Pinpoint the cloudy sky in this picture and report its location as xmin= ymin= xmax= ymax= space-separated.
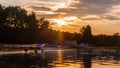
xmin=0 ymin=0 xmax=120 ymax=35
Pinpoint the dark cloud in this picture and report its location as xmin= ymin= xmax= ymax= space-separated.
xmin=81 ymin=15 xmax=120 ymax=20
xmin=67 ymin=24 xmax=82 ymax=27
xmin=103 ymin=15 xmax=120 ymax=20
xmin=81 ymin=17 xmax=100 ymax=20
xmin=36 ymin=14 xmax=66 ymax=19
xmin=50 ymin=22 xmax=57 ymax=25
xmin=28 ymin=6 xmax=51 ymax=11
xmin=74 ymin=0 xmax=120 ymax=14
xmin=80 ymin=0 xmax=118 ymax=5
xmin=49 ymin=21 xmax=58 ymax=25
xmin=54 ymin=0 xmax=120 ymax=17
xmin=82 ymin=18 xmax=100 ymax=20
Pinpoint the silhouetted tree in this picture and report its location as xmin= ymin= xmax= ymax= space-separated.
xmin=39 ymin=17 xmax=49 ymax=30
xmin=95 ymin=33 xmax=120 ymax=46
xmin=0 ymin=5 xmax=39 ymax=43
xmin=3 ymin=6 xmax=28 ymax=28
xmin=74 ymin=33 xmax=81 ymax=44
xmin=80 ymin=25 xmax=93 ymax=44
xmin=27 ymin=12 xmax=38 ymax=30
xmin=0 ymin=5 xmax=5 ymax=30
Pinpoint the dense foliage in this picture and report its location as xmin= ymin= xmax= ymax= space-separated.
xmin=0 ymin=5 xmax=75 ymax=44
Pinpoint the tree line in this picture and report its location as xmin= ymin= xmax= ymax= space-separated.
xmin=0 ymin=5 xmax=75 ymax=44
xmin=0 ymin=5 xmax=120 ymax=45
xmin=76 ymin=25 xmax=120 ymax=46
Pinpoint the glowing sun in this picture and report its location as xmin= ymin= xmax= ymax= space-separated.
xmin=52 ymin=19 xmax=67 ymax=26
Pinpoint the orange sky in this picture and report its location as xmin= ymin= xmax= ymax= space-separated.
xmin=0 ymin=0 xmax=120 ymax=35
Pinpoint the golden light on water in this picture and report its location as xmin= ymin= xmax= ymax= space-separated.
xmin=56 ymin=50 xmax=82 ymax=68
xmin=58 ymin=50 xmax=63 ymax=63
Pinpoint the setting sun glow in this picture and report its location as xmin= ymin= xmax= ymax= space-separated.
xmin=52 ymin=19 xmax=67 ymax=26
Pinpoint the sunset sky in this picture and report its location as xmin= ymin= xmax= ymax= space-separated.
xmin=0 ymin=0 xmax=120 ymax=35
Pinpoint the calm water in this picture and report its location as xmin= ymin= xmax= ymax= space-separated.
xmin=0 ymin=48 xmax=120 ymax=68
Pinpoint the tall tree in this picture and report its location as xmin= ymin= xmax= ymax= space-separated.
xmin=0 ymin=5 xmax=5 ymax=30
xmin=3 ymin=6 xmax=28 ymax=28
xmin=39 ymin=17 xmax=49 ymax=30
xmin=80 ymin=25 xmax=93 ymax=44
xmin=27 ymin=12 xmax=38 ymax=30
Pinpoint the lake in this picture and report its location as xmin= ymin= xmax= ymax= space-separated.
xmin=0 ymin=46 xmax=120 ymax=68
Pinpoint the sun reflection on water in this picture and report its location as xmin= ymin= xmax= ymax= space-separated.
xmin=51 ymin=50 xmax=84 ymax=68
xmin=58 ymin=50 xmax=63 ymax=64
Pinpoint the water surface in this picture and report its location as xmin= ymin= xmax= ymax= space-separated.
xmin=0 ymin=47 xmax=120 ymax=68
